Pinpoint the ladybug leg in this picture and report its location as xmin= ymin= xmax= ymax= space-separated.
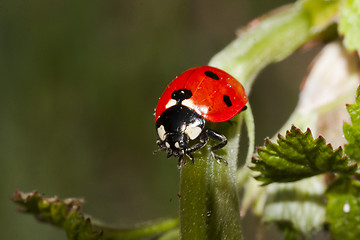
xmin=186 ymin=152 xmax=195 ymax=164
xmin=205 ymin=129 xmax=228 ymax=166
xmin=211 ymin=152 xmax=228 ymax=165
xmin=177 ymin=153 xmax=193 ymax=169
xmin=177 ymin=156 xmax=183 ymax=169
xmin=179 ymin=132 xmax=209 ymax=164
xmin=185 ymin=131 xmax=209 ymax=154
xmin=153 ymin=140 xmax=166 ymax=154
xmin=207 ymin=129 xmax=227 ymax=150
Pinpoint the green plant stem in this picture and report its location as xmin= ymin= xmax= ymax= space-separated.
xmin=179 ymin=115 xmax=244 ymax=240
xmin=97 ymin=218 xmax=179 ymax=240
xmin=209 ymin=0 xmax=340 ymax=91
xmin=237 ymin=104 xmax=255 ymax=187
xmin=179 ymin=1 xmax=341 ymax=239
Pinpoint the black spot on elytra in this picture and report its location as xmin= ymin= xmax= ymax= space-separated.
xmin=171 ymin=89 xmax=192 ymax=102
xmin=223 ymin=95 xmax=232 ymax=107
xmin=204 ymin=71 xmax=219 ymax=80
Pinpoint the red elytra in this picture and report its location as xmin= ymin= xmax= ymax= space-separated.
xmin=155 ymin=66 xmax=248 ymax=123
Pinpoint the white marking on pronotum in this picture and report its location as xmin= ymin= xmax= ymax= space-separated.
xmin=185 ymin=125 xmax=202 ymax=140
xmin=157 ymin=125 xmax=166 ymax=141
xmin=174 ymin=142 xmax=180 ymax=149
xmin=165 ymin=142 xmax=171 ymax=148
xmin=165 ymin=99 xmax=177 ymax=109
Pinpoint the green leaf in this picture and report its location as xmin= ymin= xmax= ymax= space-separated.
xmin=12 ymin=190 xmax=103 ymax=240
xmin=339 ymin=0 xmax=360 ymax=52
xmin=251 ymin=126 xmax=357 ymax=185
xmin=262 ymin=176 xmax=326 ymax=237
xmin=277 ymin=222 xmax=304 ymax=240
xmin=326 ymin=176 xmax=360 ymax=240
xmin=344 ymin=86 xmax=360 ymax=162
xmin=158 ymin=228 xmax=179 ymax=240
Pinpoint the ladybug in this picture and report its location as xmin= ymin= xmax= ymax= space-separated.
xmin=154 ymin=66 xmax=248 ymax=168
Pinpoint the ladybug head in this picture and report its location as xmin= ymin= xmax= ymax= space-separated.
xmin=162 ymin=132 xmax=189 ymax=157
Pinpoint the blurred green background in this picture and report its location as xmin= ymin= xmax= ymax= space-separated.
xmin=1 ymin=0 xmax=320 ymax=239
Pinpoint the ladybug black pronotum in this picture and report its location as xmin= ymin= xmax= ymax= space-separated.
xmin=154 ymin=66 xmax=248 ymax=168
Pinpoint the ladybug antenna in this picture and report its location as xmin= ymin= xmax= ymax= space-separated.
xmin=153 ymin=148 xmax=164 ymax=155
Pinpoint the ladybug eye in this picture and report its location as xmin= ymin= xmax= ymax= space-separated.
xmin=223 ymin=95 xmax=232 ymax=107
xmin=204 ymin=71 xmax=219 ymax=80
